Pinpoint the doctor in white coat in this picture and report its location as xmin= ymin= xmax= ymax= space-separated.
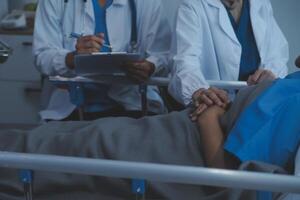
xmin=34 ymin=0 xmax=171 ymax=121
xmin=169 ymin=0 xmax=289 ymax=119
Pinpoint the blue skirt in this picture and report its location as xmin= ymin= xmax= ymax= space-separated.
xmin=225 ymin=72 xmax=300 ymax=167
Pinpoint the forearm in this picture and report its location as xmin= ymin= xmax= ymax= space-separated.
xmin=197 ymin=107 xmax=226 ymax=169
xmin=34 ymin=49 xmax=70 ymax=76
xmin=66 ymin=51 xmax=75 ymax=70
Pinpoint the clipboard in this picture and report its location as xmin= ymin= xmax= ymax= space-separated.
xmin=74 ymin=52 xmax=142 ymax=76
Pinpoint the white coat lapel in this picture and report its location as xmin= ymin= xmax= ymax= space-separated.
xmin=85 ymin=0 xmax=95 ymax=24
xmin=250 ymin=0 xmax=267 ymax=57
xmin=204 ymin=0 xmax=240 ymax=46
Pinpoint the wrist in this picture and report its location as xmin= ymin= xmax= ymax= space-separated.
xmin=65 ymin=51 xmax=76 ymax=70
xmin=146 ymin=61 xmax=155 ymax=76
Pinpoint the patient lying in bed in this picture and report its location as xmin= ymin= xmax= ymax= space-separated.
xmin=197 ymin=76 xmax=300 ymax=170
xmin=1 ymin=72 xmax=300 ymax=199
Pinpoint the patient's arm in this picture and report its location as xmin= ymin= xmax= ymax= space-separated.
xmin=197 ymin=106 xmax=239 ymax=169
xmin=197 ymin=106 xmax=227 ymax=168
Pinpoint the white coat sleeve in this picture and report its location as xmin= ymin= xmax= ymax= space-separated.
xmin=168 ymin=1 xmax=209 ymax=106
xmin=262 ymin=0 xmax=289 ymax=78
xmin=33 ymin=0 xmax=71 ymax=76
xmin=144 ymin=0 xmax=172 ymax=76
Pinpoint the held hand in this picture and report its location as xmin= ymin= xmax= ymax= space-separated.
xmin=247 ymin=69 xmax=276 ymax=86
xmin=190 ymin=87 xmax=229 ymax=121
xmin=75 ymin=33 xmax=105 ymax=54
xmin=122 ymin=60 xmax=155 ymax=83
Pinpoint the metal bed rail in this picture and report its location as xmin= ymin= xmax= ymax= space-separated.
xmin=49 ymin=75 xmax=247 ymax=120
xmin=0 ymin=151 xmax=299 ymax=194
xmin=49 ymin=75 xmax=248 ymax=90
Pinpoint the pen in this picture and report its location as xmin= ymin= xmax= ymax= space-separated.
xmin=70 ymin=32 xmax=113 ymax=51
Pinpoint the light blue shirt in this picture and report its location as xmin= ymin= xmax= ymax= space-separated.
xmin=84 ymin=0 xmax=116 ymax=113
xmin=93 ymin=0 xmax=113 ymax=52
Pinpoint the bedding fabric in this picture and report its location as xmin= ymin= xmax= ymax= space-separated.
xmin=0 ymin=82 xmax=286 ymax=200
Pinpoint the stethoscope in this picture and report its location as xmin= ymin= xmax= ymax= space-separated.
xmin=63 ymin=0 xmax=138 ymax=53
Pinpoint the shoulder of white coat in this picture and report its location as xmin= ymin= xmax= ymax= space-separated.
xmin=37 ymin=0 xmax=61 ymax=8
xmin=179 ymin=0 xmax=204 ymax=14
xmin=254 ymin=0 xmax=273 ymax=11
xmin=37 ymin=0 xmax=63 ymax=15
xmin=136 ymin=0 xmax=163 ymax=12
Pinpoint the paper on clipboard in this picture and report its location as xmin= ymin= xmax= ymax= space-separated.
xmin=74 ymin=52 xmax=142 ymax=76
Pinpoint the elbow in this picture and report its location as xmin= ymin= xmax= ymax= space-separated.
xmin=168 ymin=83 xmax=185 ymax=106
xmin=34 ymin=56 xmax=54 ymax=76
xmin=168 ymin=79 xmax=190 ymax=107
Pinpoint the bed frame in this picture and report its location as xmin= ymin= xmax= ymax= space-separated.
xmin=0 ymin=152 xmax=299 ymax=199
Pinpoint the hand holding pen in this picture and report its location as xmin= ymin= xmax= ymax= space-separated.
xmin=71 ymin=32 xmax=113 ymax=53
xmin=65 ymin=32 xmax=113 ymax=70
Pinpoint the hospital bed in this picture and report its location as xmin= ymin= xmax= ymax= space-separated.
xmin=0 ymin=75 xmax=299 ymax=200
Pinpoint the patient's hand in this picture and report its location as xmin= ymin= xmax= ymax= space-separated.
xmin=247 ymin=69 xmax=276 ymax=85
xmin=197 ymin=105 xmax=226 ymax=126
xmin=191 ymin=87 xmax=229 ymax=121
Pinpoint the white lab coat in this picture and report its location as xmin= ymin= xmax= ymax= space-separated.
xmin=33 ymin=0 xmax=171 ymax=120
xmin=169 ymin=0 xmax=289 ymax=105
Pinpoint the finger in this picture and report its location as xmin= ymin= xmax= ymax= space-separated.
xmin=256 ymin=71 xmax=268 ymax=83
xmin=193 ymin=99 xmax=200 ymax=108
xmin=250 ymin=69 xmax=264 ymax=84
xmin=206 ymin=90 xmax=223 ymax=106
xmin=125 ymin=63 xmax=146 ymax=72
xmin=127 ymin=71 xmax=149 ymax=82
xmin=247 ymin=74 xmax=259 ymax=86
xmin=190 ymin=104 xmax=208 ymax=121
xmin=258 ymin=71 xmax=276 ymax=83
xmin=199 ymin=94 xmax=213 ymax=106
xmin=77 ymin=48 xmax=99 ymax=54
xmin=126 ymin=73 xmax=143 ymax=83
xmin=211 ymin=88 xmax=229 ymax=103
xmin=126 ymin=65 xmax=151 ymax=76
xmin=76 ymin=40 xmax=103 ymax=52
xmin=247 ymin=75 xmax=253 ymax=85
xmin=82 ymin=35 xmax=104 ymax=45
xmin=217 ymin=91 xmax=229 ymax=104
xmin=97 ymin=33 xmax=105 ymax=39
xmin=192 ymin=90 xmax=204 ymax=107
xmin=125 ymin=68 xmax=149 ymax=82
xmin=196 ymin=104 xmax=208 ymax=115
xmin=127 ymin=69 xmax=148 ymax=80
xmin=86 ymin=41 xmax=101 ymax=49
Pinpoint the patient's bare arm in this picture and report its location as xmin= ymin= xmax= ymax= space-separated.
xmin=197 ymin=106 xmax=239 ymax=169
xmin=197 ymin=106 xmax=227 ymax=168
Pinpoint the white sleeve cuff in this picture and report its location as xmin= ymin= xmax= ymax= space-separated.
xmin=53 ymin=50 xmax=72 ymax=75
xmin=146 ymin=56 xmax=167 ymax=76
